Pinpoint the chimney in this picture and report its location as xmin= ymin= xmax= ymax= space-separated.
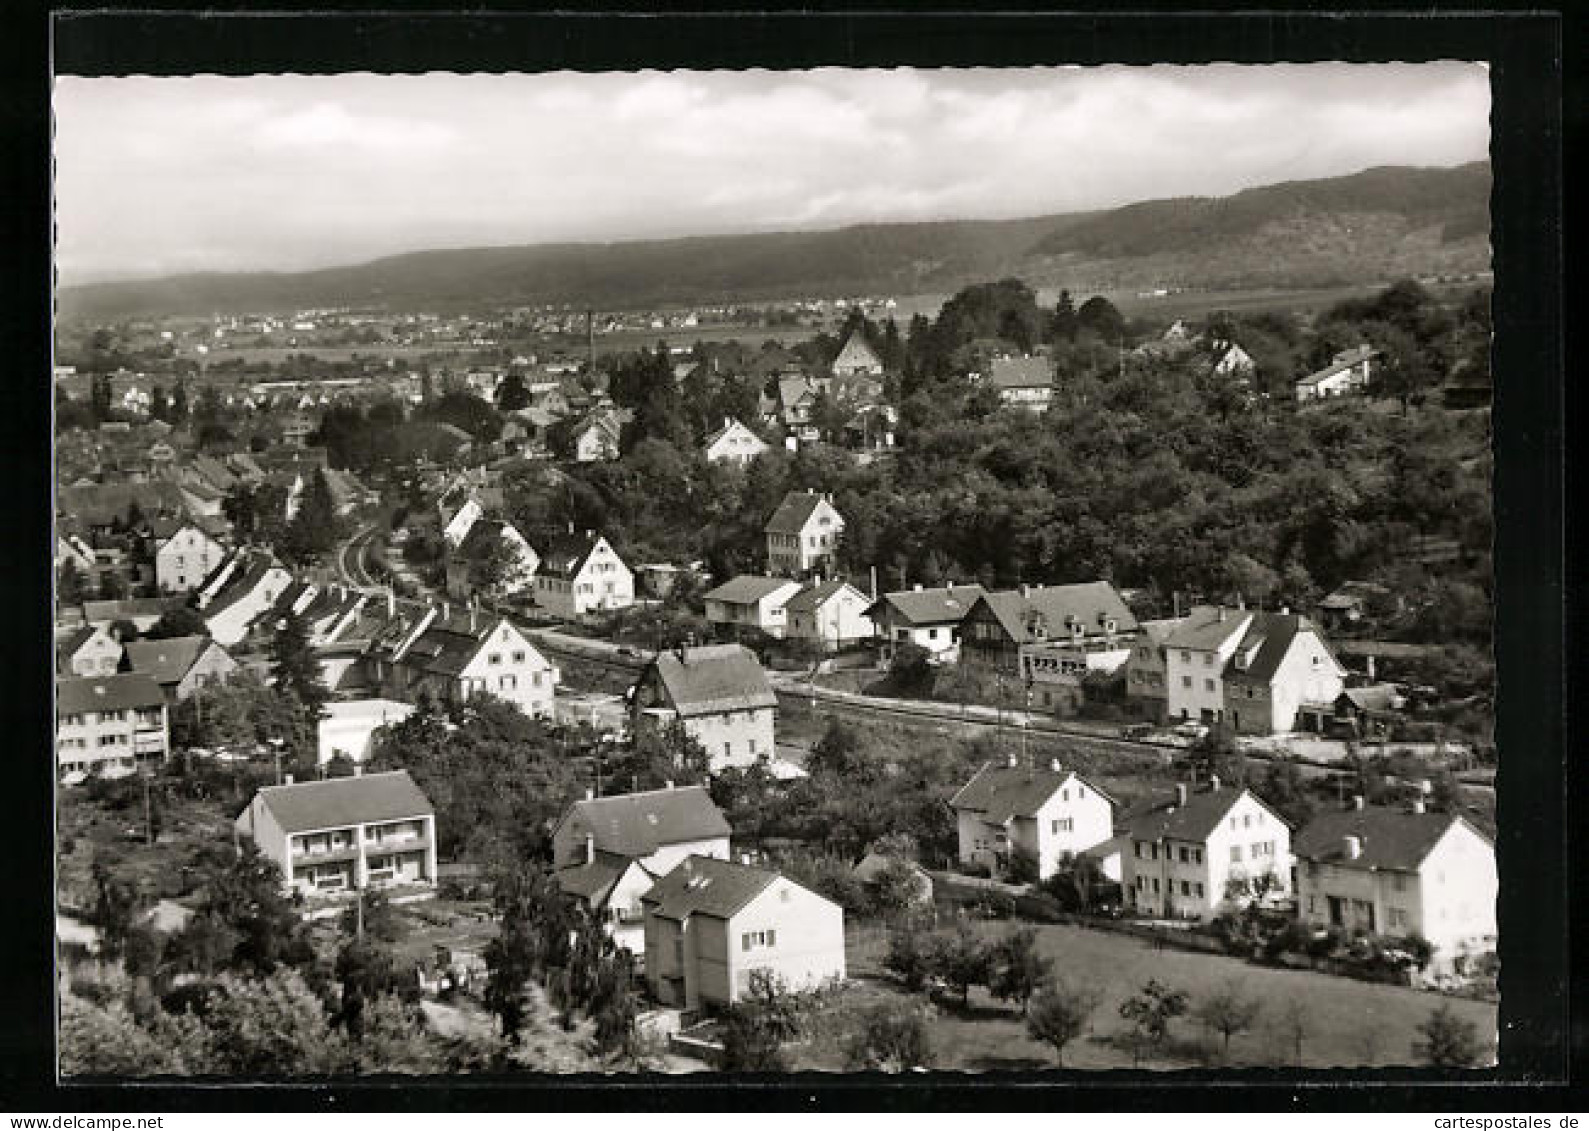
xmin=1209 ymin=774 xmax=1221 ymax=792
xmin=469 ymin=602 xmax=478 ymax=633
xmin=1419 ymin=778 xmax=1433 ymax=795
xmin=1050 ymin=759 xmax=1062 ymax=773
xmin=585 ymin=833 xmax=595 ymax=864
xmin=740 ymin=853 xmax=753 ymax=866
xmin=1175 ymin=783 xmax=1188 ymax=807
xmin=1217 ymin=607 xmax=1227 ymax=622
xmin=913 ymin=583 xmax=923 ymax=592
xmin=1411 ymin=797 xmax=1427 ymax=815
xmin=664 ymin=779 xmax=674 ymax=790
xmin=1366 ymin=654 xmax=1377 ymax=681
xmin=1020 ymin=584 xmax=1030 ymax=599
xmin=1352 ymin=794 xmax=1365 ymax=811
xmin=1344 ymin=835 xmax=1362 ymax=860
xmin=585 ymin=787 xmax=594 ymax=801
xmin=1280 ymin=606 xmax=1290 ymax=616
xmin=442 ymin=600 xmax=450 ymax=622
xmin=353 ymin=762 xmax=363 ymax=777
xmin=284 ymin=773 xmax=294 ymax=785
xmin=1006 ymin=752 xmax=1018 ymax=769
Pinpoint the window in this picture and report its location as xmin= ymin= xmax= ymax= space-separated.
xmin=500 ymin=675 xmax=517 ymax=690
xmin=748 ymin=739 xmax=757 ymax=756
xmin=1180 ymin=651 xmax=1190 ymax=662
xmin=723 ymin=742 xmax=731 ymax=760
xmin=1061 ymin=789 xmax=1069 ymax=802
xmin=512 ymin=650 xmax=525 ymax=662
xmin=1150 ymin=878 xmax=1160 ymax=894
xmin=1389 ymin=908 xmax=1407 ymax=930
xmin=1195 ymin=882 xmax=1205 ymax=898
xmin=1205 ymin=679 xmax=1216 ymax=693
xmin=1178 ymin=847 xmax=1190 ymax=863
xmin=1392 ymin=874 xmax=1408 ymax=893
xmin=1180 ymin=881 xmax=1191 ymax=896
xmin=741 ymin=930 xmax=776 ymax=950
xmin=1135 ymin=843 xmax=1143 ymax=859
xmin=1243 ymin=814 xmax=1252 ymax=829
xmin=1230 ymin=846 xmax=1243 ymax=863
xmin=1051 ymin=818 xmax=1073 ymax=834
xmin=1203 ymin=654 xmax=1212 ymax=667
xmin=1182 ymin=676 xmax=1192 ymax=689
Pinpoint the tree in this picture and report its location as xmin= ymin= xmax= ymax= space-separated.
xmin=185 ymin=841 xmax=315 ymax=977
xmin=717 ymin=1004 xmax=789 ymax=1071
xmin=865 ymin=856 xmax=927 ymax=922
xmin=889 ymin=641 xmax=935 ymax=696
xmin=144 ymin=605 xmax=210 ymax=640
xmin=1413 ymin=1002 xmax=1486 ymax=1068
xmin=841 ymin=1000 xmax=933 ymax=1072
xmin=931 ymin=921 xmax=992 ymax=1007
xmin=496 ymin=372 xmax=531 ymax=411
xmin=58 ymin=559 xmax=89 ymax=605
xmin=987 ymin=927 xmax=1053 ymax=1015
xmin=282 ymin=470 xmax=341 ymax=564
xmin=1274 ymin=998 xmax=1311 ymax=1066
xmin=1194 ymin=977 xmax=1264 ymax=1060
xmin=884 ymin=927 xmax=934 ymax=992
xmin=1076 ymin=295 xmax=1126 ymax=345
xmin=1118 ymin=979 xmax=1189 ymax=1063
xmin=202 ymin=970 xmax=344 ymax=1075
xmin=1026 ymin=980 xmax=1101 ymax=1066
xmin=268 ymin=611 xmax=330 ymax=722
xmin=1051 ymin=290 xmax=1079 ymax=344
xmin=91 ymin=857 xmax=150 ymax=961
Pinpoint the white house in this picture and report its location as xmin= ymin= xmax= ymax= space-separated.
xmin=152 ymin=521 xmax=228 ymax=594
xmin=367 ymin=607 xmax=559 ymax=720
xmin=643 ymin=855 xmax=846 ymax=1010
xmin=1220 ymin=611 xmax=1348 ymax=735
xmin=55 ymin=673 xmax=169 ymax=782
xmin=1295 ymin=344 xmax=1380 ymax=402
xmin=702 ymin=575 xmax=804 ymax=639
xmin=630 ymin=644 xmax=777 ymax=772
xmin=534 ymin=531 xmax=634 ymax=619
xmin=552 ymin=784 xmax=733 ymax=955
xmin=1121 ymin=779 xmax=1292 ymax=922
xmin=56 ymin=623 xmax=124 ymax=678
xmin=316 ymin=698 xmax=417 ymax=767
xmin=863 ymin=583 xmax=987 ymax=666
xmin=783 ymin=579 xmax=872 ymax=650
xmin=444 ymin=518 xmax=539 ymax=601
xmin=950 ymin=757 xmax=1119 ymax=880
xmin=764 ymin=490 xmax=845 ymax=577
xmin=703 ymin=418 xmax=770 ymax=465
xmin=234 ymin=770 xmax=437 ymax=900
xmin=1293 ymin=797 xmax=1496 ymax=973
xmin=1211 ymin=342 xmax=1256 ymax=378
xmin=986 ymin=355 xmax=1054 ymax=412
xmin=830 ymin=330 xmax=884 ymax=378
xmin=197 ymin=550 xmax=294 ymax=647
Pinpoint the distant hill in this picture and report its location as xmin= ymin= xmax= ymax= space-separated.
xmin=58 ymin=161 xmax=1490 ymax=321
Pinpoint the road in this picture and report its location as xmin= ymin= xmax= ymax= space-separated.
xmin=334 ymin=524 xmax=383 ymax=591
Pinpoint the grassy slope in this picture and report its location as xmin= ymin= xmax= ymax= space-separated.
xmin=804 ymin=919 xmax=1497 ymax=1071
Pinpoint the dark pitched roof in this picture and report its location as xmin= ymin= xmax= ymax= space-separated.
xmin=562 ymin=784 xmax=732 ymax=858
xmin=1224 ymin=612 xmax=1338 ymax=684
xmin=1120 ymin=784 xmax=1281 ymax=843
xmin=783 ymin=578 xmax=860 ymax=614
xmin=950 ymin=762 xmax=1115 ymax=823
xmin=703 ymin=575 xmax=799 ymax=606
xmin=122 ymin=636 xmax=217 ymax=686
xmin=538 ymin=532 xmax=610 ymax=579
xmin=555 ymin=850 xmax=649 ymax=906
xmin=864 ymin=584 xmax=987 ymax=627
xmin=764 ymin=490 xmax=837 ymax=535
xmin=56 ymin=673 xmax=165 ymax=715
xmin=82 ymin=596 xmax=185 ymax=624
xmin=58 ymin=625 xmax=105 ymax=658
xmin=647 ymin=644 xmax=776 ymax=716
xmin=987 ymin=355 xmax=1052 ymax=390
xmin=974 ymin=582 xmax=1138 ymax=644
xmin=1293 ymin=806 xmax=1484 ymax=872
xmin=641 ymin=855 xmax=783 ymax=921
xmin=1162 ymin=606 xmax=1252 ymax=652
xmin=252 ymin=770 xmax=433 ymax=834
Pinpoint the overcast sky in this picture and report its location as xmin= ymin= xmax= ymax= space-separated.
xmin=53 ymin=64 xmax=1489 ymax=285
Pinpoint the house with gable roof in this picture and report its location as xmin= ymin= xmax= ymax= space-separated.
xmin=830 ymin=329 xmax=884 ymax=378
xmin=703 ymin=417 xmax=770 ymax=465
xmin=1121 ymin=777 xmax=1291 ymax=922
xmin=702 ymin=574 xmax=805 ymax=640
xmin=764 ymin=490 xmax=844 ymax=577
xmin=122 ymin=635 xmax=239 ymax=703
xmin=986 ymin=355 xmax=1054 ymax=412
xmin=630 ymin=643 xmax=777 ymax=772
xmin=56 ymin=673 xmax=169 ymax=781
xmin=444 ymin=517 xmax=540 ymax=601
xmin=642 ymin=855 xmax=846 ymax=1009
xmin=957 ymin=582 xmax=1138 ymax=677
xmin=56 ymin=623 xmax=124 ymax=678
xmin=1122 ymin=616 xmax=1189 ymax=722
xmin=552 ymin=784 xmax=733 ymax=954
xmin=533 ymin=530 xmax=634 ymax=619
xmin=951 ymin=756 xmax=1119 ymax=880
xmin=234 ymin=770 xmax=437 ymax=900
xmin=150 ymin=519 xmax=228 ymax=594
xmin=195 ymin=548 xmax=293 ymax=646
xmin=864 ymin=582 xmax=987 ymax=666
xmin=1295 ymin=344 xmax=1379 ymax=403
xmin=1293 ymin=796 xmax=1496 ymax=971
xmin=783 ymin=578 xmax=872 ymax=650
xmin=366 ymin=604 xmax=558 ymax=720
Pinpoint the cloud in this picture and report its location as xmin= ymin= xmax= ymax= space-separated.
xmin=52 ymin=64 xmax=1490 ymax=283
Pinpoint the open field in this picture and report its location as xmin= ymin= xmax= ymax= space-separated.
xmin=797 ymin=918 xmax=1497 ymax=1071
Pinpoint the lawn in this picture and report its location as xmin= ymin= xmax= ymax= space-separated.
xmin=796 ymin=918 xmax=1497 ymax=1071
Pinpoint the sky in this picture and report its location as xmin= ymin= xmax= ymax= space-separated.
xmin=53 ymin=64 xmax=1490 ymax=285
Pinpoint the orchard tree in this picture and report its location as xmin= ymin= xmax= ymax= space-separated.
xmin=1414 ymin=1002 xmax=1486 ymax=1068
xmin=987 ymin=927 xmax=1053 ymax=1015
xmin=1194 ymin=977 xmax=1264 ymax=1060
xmin=1026 ymin=979 xmax=1102 ymax=1066
xmin=1118 ymin=979 xmax=1189 ymax=1064
xmin=841 ymin=1000 xmax=933 ymax=1072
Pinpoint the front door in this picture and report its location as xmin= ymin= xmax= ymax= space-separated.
xmin=1327 ymin=896 xmax=1345 ymax=927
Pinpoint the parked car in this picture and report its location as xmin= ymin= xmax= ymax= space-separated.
xmin=1119 ymin=722 xmax=1155 ymax=740
xmin=1171 ymin=720 xmax=1209 ymax=740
